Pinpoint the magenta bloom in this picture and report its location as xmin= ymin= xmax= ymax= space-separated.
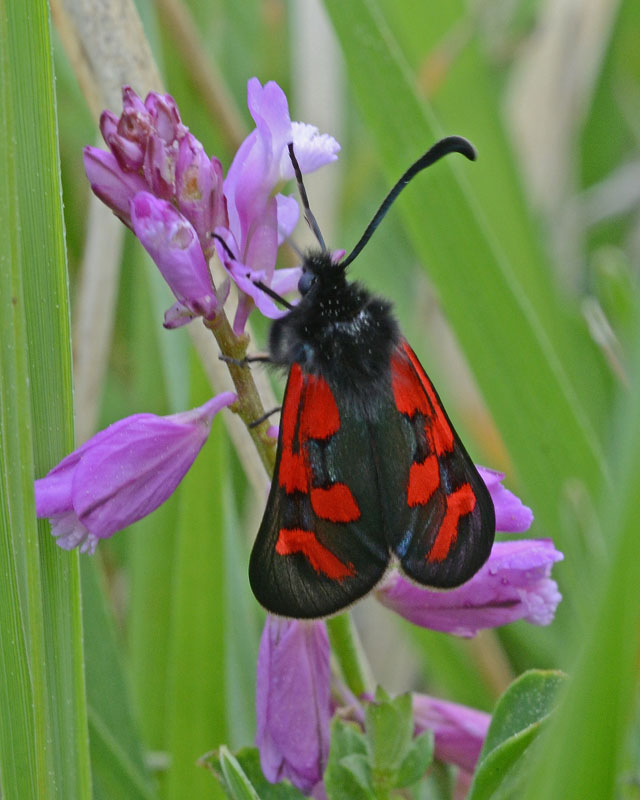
xmin=476 ymin=465 xmax=533 ymax=532
xmin=84 ymin=87 xmax=190 ymax=229
xmin=413 ymin=694 xmax=490 ymax=773
xmin=175 ymin=134 xmax=227 ymax=256
xmin=130 ymin=193 xmax=219 ymax=327
xmin=85 ymin=81 xmax=339 ymax=333
xmin=256 ymin=616 xmax=331 ymax=794
xmin=35 ymin=392 xmax=236 ymax=553
xmin=219 ymin=78 xmax=340 ymax=333
xmin=377 ymin=539 xmax=563 ymax=636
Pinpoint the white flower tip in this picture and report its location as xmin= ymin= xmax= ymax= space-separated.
xmin=50 ymin=512 xmax=97 ymax=553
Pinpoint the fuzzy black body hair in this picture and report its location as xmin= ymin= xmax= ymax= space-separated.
xmin=268 ymin=250 xmax=400 ymax=414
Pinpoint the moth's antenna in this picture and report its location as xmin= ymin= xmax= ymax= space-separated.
xmin=340 ymin=136 xmax=476 ymax=269
xmin=212 ymin=233 xmax=293 ymax=310
xmin=288 ymin=142 xmax=327 ymax=252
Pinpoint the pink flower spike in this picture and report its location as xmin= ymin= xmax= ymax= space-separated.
xmin=130 ymin=192 xmax=218 ymax=323
xmin=256 ymin=616 xmax=331 ymax=794
xmin=477 ymin=466 xmax=533 ymax=532
xmin=377 ymin=539 xmax=563 ymax=637
xmin=144 ymin=91 xmax=186 ymax=143
xmin=100 ymin=108 xmax=146 ymax=172
xmin=83 ymin=147 xmax=148 ymax=226
xmin=143 ymin=134 xmax=177 ymax=200
xmin=35 ymin=392 xmax=236 ymax=552
xmin=176 ymin=135 xmax=228 ymax=254
xmin=413 ymin=694 xmax=490 ymax=773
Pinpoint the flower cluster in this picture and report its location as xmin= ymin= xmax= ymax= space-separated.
xmin=36 ymin=79 xmax=339 ymax=552
xmin=35 ymin=78 xmax=565 ymax=798
xmin=84 ymin=79 xmax=339 ymax=331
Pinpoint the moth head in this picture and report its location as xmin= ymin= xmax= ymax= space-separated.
xmin=298 ymin=250 xmax=345 ymax=297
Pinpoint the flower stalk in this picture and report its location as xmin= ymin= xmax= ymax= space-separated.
xmin=326 ymin=613 xmax=372 ymax=698
xmin=203 ymin=309 xmax=277 ymax=475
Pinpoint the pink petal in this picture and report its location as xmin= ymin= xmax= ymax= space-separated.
xmin=477 ymin=466 xmax=533 ymax=532
xmin=377 ymin=539 xmax=563 ymax=637
xmin=256 ymin=617 xmax=331 ymax=793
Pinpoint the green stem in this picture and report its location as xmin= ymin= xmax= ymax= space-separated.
xmin=204 ymin=310 xmax=277 ymax=476
xmin=327 ymin=613 xmax=372 ymax=697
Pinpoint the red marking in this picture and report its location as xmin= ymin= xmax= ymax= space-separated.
xmin=407 ymin=454 xmax=439 ymax=507
xmin=427 ymin=483 xmax=476 ymax=563
xmin=400 ymin=342 xmax=454 ymax=455
xmin=279 ymin=448 xmax=309 ymax=494
xmin=276 ymin=528 xmax=356 ymax=580
xmin=311 ymin=484 xmax=361 ymax=522
xmin=391 ymin=351 xmax=430 ymax=416
xmin=278 ymin=364 xmax=310 ymax=493
xmin=301 ymin=373 xmax=340 ymax=440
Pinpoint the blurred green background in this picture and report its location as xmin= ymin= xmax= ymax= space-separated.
xmin=2 ymin=0 xmax=640 ymax=797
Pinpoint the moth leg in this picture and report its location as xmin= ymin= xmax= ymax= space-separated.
xmin=219 ymin=353 xmax=273 ymax=367
xmin=249 ymin=406 xmax=281 ymax=428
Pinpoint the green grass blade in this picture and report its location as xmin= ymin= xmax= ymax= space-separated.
xmin=163 ymin=364 xmax=229 ymax=799
xmin=0 ymin=28 xmax=42 ymax=794
xmin=0 ymin=0 xmax=91 ymax=796
xmin=521 ymin=332 xmax=640 ymax=798
xmin=323 ymin=0 xmax=608 ymax=557
xmin=81 ymin=558 xmax=159 ymax=800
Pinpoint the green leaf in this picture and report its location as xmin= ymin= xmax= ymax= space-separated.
xmin=81 ymin=559 xmax=158 ymax=800
xmin=468 ymin=670 xmax=566 ymax=800
xmin=163 ymin=363 xmax=229 ymax=800
xmin=479 ymin=670 xmax=566 ymax=759
xmin=219 ymin=746 xmax=261 ymax=800
xmin=324 ymin=719 xmax=372 ymax=800
xmin=0 ymin=0 xmax=91 ymax=796
xmin=395 ymin=730 xmax=434 ymax=789
xmin=365 ymin=690 xmax=413 ymax=774
xmin=201 ymin=747 xmax=306 ymax=800
xmin=323 ymin=0 xmax=608 ymax=571
xmin=520 ymin=314 xmax=640 ymax=799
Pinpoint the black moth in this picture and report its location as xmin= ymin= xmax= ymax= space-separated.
xmin=248 ymin=136 xmax=495 ymax=619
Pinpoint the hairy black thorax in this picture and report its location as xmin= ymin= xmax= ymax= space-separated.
xmin=269 ymin=250 xmax=400 ymax=406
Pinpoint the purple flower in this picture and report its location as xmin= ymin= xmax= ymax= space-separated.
xmin=476 ymin=465 xmax=533 ymax=532
xmin=377 ymin=539 xmax=563 ymax=636
xmin=85 ymin=87 xmax=190 ymax=222
xmin=130 ymin=193 xmax=219 ymax=327
xmin=219 ymin=78 xmax=340 ymax=333
xmin=413 ymin=694 xmax=490 ymax=773
xmin=35 ymin=392 xmax=236 ymax=553
xmin=82 ymin=147 xmax=149 ymax=227
xmin=256 ymin=616 xmax=331 ymax=794
xmin=175 ymin=134 xmax=228 ymax=255
xmin=85 ymin=81 xmax=340 ymax=333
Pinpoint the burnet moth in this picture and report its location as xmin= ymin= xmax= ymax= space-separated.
xmin=249 ymin=136 xmax=495 ymax=619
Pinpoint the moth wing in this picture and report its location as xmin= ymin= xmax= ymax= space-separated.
xmin=376 ymin=340 xmax=495 ymax=588
xmin=249 ymin=364 xmax=389 ymax=618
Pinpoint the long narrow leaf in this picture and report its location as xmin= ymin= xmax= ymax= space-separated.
xmin=323 ymin=0 xmax=608 ymax=561
xmin=1 ymin=0 xmax=91 ymax=796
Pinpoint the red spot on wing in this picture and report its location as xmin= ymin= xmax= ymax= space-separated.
xmin=426 ymin=483 xmax=476 ymax=563
xmin=279 ymin=449 xmax=308 ymax=494
xmin=401 ymin=342 xmax=454 ymax=455
xmin=301 ymin=374 xmax=340 ymax=440
xmin=407 ymin=454 xmax=439 ymax=507
xmin=278 ymin=366 xmax=343 ymax=494
xmin=278 ymin=364 xmax=311 ymax=493
xmin=311 ymin=484 xmax=361 ymax=522
xmin=391 ymin=351 xmax=430 ymax=416
xmin=276 ymin=528 xmax=356 ymax=580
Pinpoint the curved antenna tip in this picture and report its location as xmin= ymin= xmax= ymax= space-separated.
xmin=433 ymin=135 xmax=477 ymax=163
xmin=340 ymin=135 xmax=477 ymax=269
